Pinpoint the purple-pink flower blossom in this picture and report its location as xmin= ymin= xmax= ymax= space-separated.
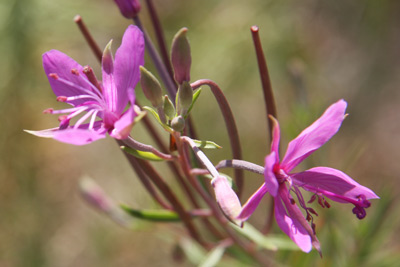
xmin=238 ymin=100 xmax=379 ymax=253
xmin=26 ymin=25 xmax=144 ymax=145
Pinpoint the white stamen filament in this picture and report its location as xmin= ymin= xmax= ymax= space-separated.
xmin=89 ymin=110 xmax=100 ymax=130
xmin=54 ymin=76 xmax=103 ymax=103
xmin=74 ymin=109 xmax=96 ymax=129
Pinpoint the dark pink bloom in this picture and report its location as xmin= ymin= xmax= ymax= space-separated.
xmin=238 ymin=100 xmax=379 ymax=253
xmin=114 ymin=0 xmax=141 ymax=18
xmin=26 ymin=25 xmax=144 ymax=145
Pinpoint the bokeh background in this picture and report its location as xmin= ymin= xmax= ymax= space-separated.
xmin=1 ymin=0 xmax=399 ymax=266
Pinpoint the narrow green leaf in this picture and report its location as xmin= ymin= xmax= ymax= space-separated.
xmin=120 ymin=204 xmax=181 ymax=222
xmin=192 ymin=139 xmax=222 ymax=149
xmin=185 ymin=88 xmax=202 ymax=118
xmin=231 ymin=222 xmax=299 ymax=251
xmin=143 ymin=106 xmax=173 ymax=132
xmin=180 ymin=237 xmax=207 ymax=264
xmin=199 ymin=245 xmax=226 ymax=267
xmin=121 ymin=146 xmax=164 ymax=161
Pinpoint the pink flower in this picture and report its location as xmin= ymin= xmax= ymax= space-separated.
xmin=26 ymin=25 xmax=144 ymax=145
xmin=238 ymin=100 xmax=379 ymax=253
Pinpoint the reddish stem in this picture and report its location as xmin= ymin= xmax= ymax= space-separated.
xmin=74 ymin=15 xmax=102 ymax=62
xmin=145 ymin=0 xmax=176 ymax=87
xmin=190 ymin=79 xmax=244 ymax=197
xmin=251 ymin=25 xmax=277 ymax=235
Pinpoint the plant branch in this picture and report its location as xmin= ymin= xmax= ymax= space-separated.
xmin=190 ymin=79 xmax=244 ymax=197
xmin=133 ymin=16 xmax=177 ymax=100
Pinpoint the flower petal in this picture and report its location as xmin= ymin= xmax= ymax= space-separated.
xmin=274 ymin=196 xmax=313 ymax=253
xmin=43 ymin=50 xmax=95 ymax=106
xmin=24 ymin=128 xmax=60 ymax=138
xmin=53 ymin=128 xmax=106 ymax=145
xmin=264 ymin=151 xmax=279 ymax=197
xmin=113 ymin=25 xmax=144 ymax=114
xmin=237 ymin=183 xmax=268 ymax=221
xmin=102 ymin=40 xmax=118 ymax=113
xmin=292 ymin=167 xmax=379 ymax=203
xmin=110 ymin=88 xmax=136 ymax=139
xmin=269 ymin=115 xmax=280 ymax=158
xmin=281 ymin=99 xmax=347 ymax=172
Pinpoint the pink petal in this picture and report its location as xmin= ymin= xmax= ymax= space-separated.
xmin=274 ymin=196 xmax=312 ymax=253
xmin=237 ymin=183 xmax=268 ymax=221
xmin=264 ymin=151 xmax=279 ymax=197
xmin=281 ymin=100 xmax=347 ymax=172
xmin=53 ymin=128 xmax=106 ymax=145
xmin=269 ymin=116 xmax=280 ymax=159
xmin=113 ymin=25 xmax=144 ymax=114
xmin=42 ymin=50 xmax=94 ymax=106
xmin=24 ymin=128 xmax=60 ymax=138
xmin=292 ymin=167 xmax=379 ymax=203
xmin=110 ymin=88 xmax=136 ymax=139
xmin=101 ymin=41 xmax=119 ymax=114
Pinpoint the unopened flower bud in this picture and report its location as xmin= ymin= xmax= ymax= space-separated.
xmin=114 ymin=0 xmax=141 ymax=19
xmin=171 ymin=28 xmax=191 ymax=84
xmin=171 ymin=115 xmax=185 ymax=132
xmin=177 ymin=81 xmax=193 ymax=116
xmin=212 ymin=176 xmax=242 ymax=225
xmin=140 ymin=66 xmax=163 ymax=108
xmin=163 ymin=95 xmax=176 ymax=119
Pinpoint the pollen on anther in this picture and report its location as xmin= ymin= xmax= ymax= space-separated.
xmin=57 ymin=96 xmax=68 ymax=102
xmin=58 ymin=115 xmax=68 ymax=122
xmin=71 ymin=68 xmax=80 ymax=75
xmin=43 ymin=108 xmax=54 ymax=114
xmin=49 ymin=73 xmax=59 ymax=79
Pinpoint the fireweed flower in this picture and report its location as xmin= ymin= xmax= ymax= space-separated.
xmin=26 ymin=25 xmax=144 ymax=145
xmin=238 ymin=100 xmax=379 ymax=253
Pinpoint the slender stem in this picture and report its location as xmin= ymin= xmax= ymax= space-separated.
xmin=190 ymin=79 xmax=244 ymax=197
xmin=116 ymin=140 xmax=171 ymax=209
xmin=74 ymin=15 xmax=102 ymax=62
xmin=133 ymin=16 xmax=177 ymax=100
xmin=138 ymin=159 xmax=206 ymax=247
xmin=216 ymin=160 xmax=264 ymax=175
xmin=250 ymin=26 xmax=277 ymax=139
xmin=251 ymin=26 xmax=278 ymax=235
xmin=123 ymin=136 xmax=174 ymax=160
xmin=145 ymin=0 xmax=176 ymax=87
xmin=181 ymin=136 xmax=219 ymax=178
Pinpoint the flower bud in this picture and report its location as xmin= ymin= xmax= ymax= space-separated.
xmin=177 ymin=81 xmax=193 ymax=116
xmin=212 ymin=176 xmax=242 ymax=225
xmin=163 ymin=95 xmax=176 ymax=119
xmin=171 ymin=28 xmax=191 ymax=84
xmin=140 ymin=66 xmax=163 ymax=108
xmin=114 ymin=0 xmax=141 ymax=19
xmin=171 ymin=115 xmax=185 ymax=132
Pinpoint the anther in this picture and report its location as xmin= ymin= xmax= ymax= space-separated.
xmin=290 ymin=198 xmax=296 ymax=205
xmin=71 ymin=68 xmax=80 ymax=75
xmin=318 ymin=196 xmax=325 ymax=208
xmin=57 ymin=96 xmax=68 ymax=102
xmin=58 ymin=115 xmax=68 ymax=122
xmin=308 ymin=208 xmax=318 ymax=216
xmin=43 ymin=108 xmax=54 ymax=114
xmin=324 ymin=200 xmax=331 ymax=208
xmin=49 ymin=73 xmax=59 ymax=79
xmin=83 ymin=65 xmax=102 ymax=92
xmin=308 ymin=194 xmax=317 ymax=204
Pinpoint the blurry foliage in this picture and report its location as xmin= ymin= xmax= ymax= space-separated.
xmin=1 ymin=0 xmax=399 ymax=266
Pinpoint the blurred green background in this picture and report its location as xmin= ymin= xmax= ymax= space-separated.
xmin=1 ymin=0 xmax=399 ymax=266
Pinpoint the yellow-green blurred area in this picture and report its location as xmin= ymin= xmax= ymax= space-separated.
xmin=1 ymin=0 xmax=399 ymax=266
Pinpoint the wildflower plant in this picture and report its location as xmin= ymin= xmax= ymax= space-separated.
xmin=26 ymin=1 xmax=379 ymax=265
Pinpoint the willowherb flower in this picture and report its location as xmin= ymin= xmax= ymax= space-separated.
xmin=238 ymin=100 xmax=379 ymax=253
xmin=26 ymin=25 xmax=144 ymax=145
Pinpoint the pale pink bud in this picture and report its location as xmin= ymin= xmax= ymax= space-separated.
xmin=212 ymin=176 xmax=242 ymax=225
xmin=114 ymin=0 xmax=141 ymax=19
xmin=171 ymin=28 xmax=191 ymax=84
